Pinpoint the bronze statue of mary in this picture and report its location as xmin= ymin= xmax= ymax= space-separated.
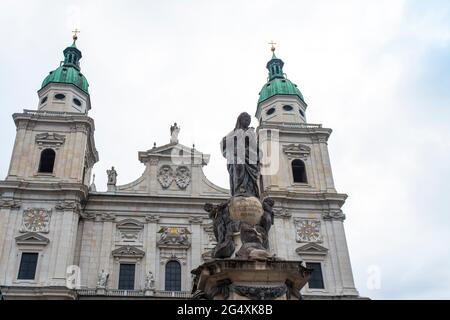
xmin=221 ymin=112 xmax=260 ymax=199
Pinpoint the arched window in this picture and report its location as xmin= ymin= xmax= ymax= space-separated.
xmin=292 ymin=159 xmax=307 ymax=183
xmin=165 ymin=260 xmax=181 ymax=291
xmin=38 ymin=149 xmax=56 ymax=173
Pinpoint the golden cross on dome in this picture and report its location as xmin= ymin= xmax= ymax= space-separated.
xmin=268 ymin=40 xmax=276 ymax=52
xmin=72 ymin=28 xmax=81 ymax=41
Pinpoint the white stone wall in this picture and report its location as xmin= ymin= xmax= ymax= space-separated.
xmin=7 ymin=113 xmax=97 ymax=186
xmin=0 ymin=199 xmax=81 ymax=288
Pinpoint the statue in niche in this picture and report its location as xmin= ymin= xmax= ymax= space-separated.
xmin=107 ymin=166 xmax=117 ymax=185
xmin=97 ymin=269 xmax=109 ymax=288
xmin=221 ymin=112 xmax=260 ymax=198
xmin=170 ymin=122 xmax=180 ymax=144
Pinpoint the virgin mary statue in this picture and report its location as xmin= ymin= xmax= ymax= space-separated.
xmin=221 ymin=112 xmax=260 ymax=198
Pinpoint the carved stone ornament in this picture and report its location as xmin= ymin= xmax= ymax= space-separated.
xmin=189 ymin=216 xmax=203 ymax=224
xmin=160 ymin=249 xmax=188 ymax=265
xmin=20 ymin=208 xmax=51 ymax=233
xmin=311 ymin=135 xmax=329 ymax=144
xmin=294 ymin=219 xmax=322 ymax=243
xmin=273 ymin=207 xmax=292 ymax=219
xmin=157 ymin=226 xmax=191 ymax=247
xmin=323 ymin=209 xmax=346 ymax=221
xmin=175 ymin=166 xmax=191 ymax=189
xmin=157 ymin=165 xmax=174 ymax=188
xmin=112 ymin=245 xmax=145 ymax=259
xmin=55 ymin=201 xmax=80 ymax=212
xmin=149 ymin=158 xmax=159 ymax=165
xmin=100 ymin=212 xmax=116 ymax=222
xmin=283 ymin=143 xmax=311 ymax=160
xmin=230 ymin=284 xmax=287 ymax=300
xmin=201 ymin=249 xmax=214 ymax=262
xmin=79 ymin=211 xmax=96 ymax=220
xmin=145 ymin=214 xmax=160 ymax=223
xmin=35 ymin=132 xmax=65 ymax=149
xmin=0 ymin=199 xmax=21 ymax=209
xmin=116 ymin=219 xmax=144 ymax=243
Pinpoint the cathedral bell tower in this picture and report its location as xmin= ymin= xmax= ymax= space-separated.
xmin=0 ymin=33 xmax=98 ymax=297
xmin=6 ymin=32 xmax=98 ymax=186
xmin=256 ymin=45 xmax=359 ymax=298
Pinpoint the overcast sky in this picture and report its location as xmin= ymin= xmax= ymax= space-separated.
xmin=1 ymin=0 xmax=449 ymax=299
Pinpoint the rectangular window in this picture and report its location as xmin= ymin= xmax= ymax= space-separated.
xmin=118 ymin=264 xmax=135 ymax=290
xmin=18 ymin=252 xmax=39 ymax=280
xmin=306 ymin=262 xmax=325 ymax=289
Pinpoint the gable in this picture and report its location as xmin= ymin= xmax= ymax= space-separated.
xmin=295 ymin=243 xmax=328 ymax=256
xmin=15 ymin=232 xmax=50 ymax=246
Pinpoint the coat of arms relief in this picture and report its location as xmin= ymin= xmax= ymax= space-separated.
xmin=20 ymin=208 xmax=52 ymax=233
xmin=157 ymin=165 xmax=191 ymax=189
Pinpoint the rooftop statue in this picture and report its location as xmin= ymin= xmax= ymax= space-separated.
xmin=170 ymin=122 xmax=180 ymax=144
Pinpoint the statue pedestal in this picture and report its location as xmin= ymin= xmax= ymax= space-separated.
xmin=191 ymin=259 xmax=312 ymax=300
xmin=144 ymin=288 xmax=155 ymax=296
xmin=95 ymin=287 xmax=106 ymax=295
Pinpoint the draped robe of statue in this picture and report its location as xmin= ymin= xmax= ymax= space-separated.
xmin=221 ymin=112 xmax=260 ymax=199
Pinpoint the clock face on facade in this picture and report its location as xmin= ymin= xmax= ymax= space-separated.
xmin=296 ymin=220 xmax=322 ymax=243
xmin=20 ymin=209 xmax=51 ymax=233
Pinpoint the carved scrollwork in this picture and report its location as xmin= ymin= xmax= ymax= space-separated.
xmin=112 ymin=245 xmax=145 ymax=259
xmin=79 ymin=211 xmax=96 ymax=220
xmin=35 ymin=132 xmax=65 ymax=149
xmin=189 ymin=216 xmax=203 ymax=224
xmin=0 ymin=199 xmax=21 ymax=209
xmin=283 ymin=143 xmax=311 ymax=160
xmin=145 ymin=214 xmax=160 ymax=223
xmin=273 ymin=207 xmax=292 ymax=219
xmin=322 ymin=209 xmax=346 ymax=221
xmin=100 ymin=212 xmax=116 ymax=222
xmin=55 ymin=201 xmax=80 ymax=212
xmin=230 ymin=284 xmax=287 ymax=300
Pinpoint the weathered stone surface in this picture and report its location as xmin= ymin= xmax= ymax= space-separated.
xmin=228 ymin=196 xmax=263 ymax=226
xmin=191 ymin=259 xmax=312 ymax=300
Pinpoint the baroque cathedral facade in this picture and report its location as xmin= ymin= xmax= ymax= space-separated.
xmin=0 ymin=36 xmax=360 ymax=299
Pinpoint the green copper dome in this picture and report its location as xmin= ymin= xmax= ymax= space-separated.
xmin=41 ymin=40 xmax=89 ymax=94
xmin=258 ymin=78 xmax=303 ymax=103
xmin=257 ymin=51 xmax=304 ymax=104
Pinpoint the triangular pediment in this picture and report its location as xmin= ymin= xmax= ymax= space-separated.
xmin=295 ymin=243 xmax=328 ymax=256
xmin=138 ymin=142 xmax=209 ymax=165
xmin=150 ymin=143 xmax=200 ymax=155
xmin=15 ymin=232 xmax=49 ymax=246
xmin=112 ymin=245 xmax=145 ymax=258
